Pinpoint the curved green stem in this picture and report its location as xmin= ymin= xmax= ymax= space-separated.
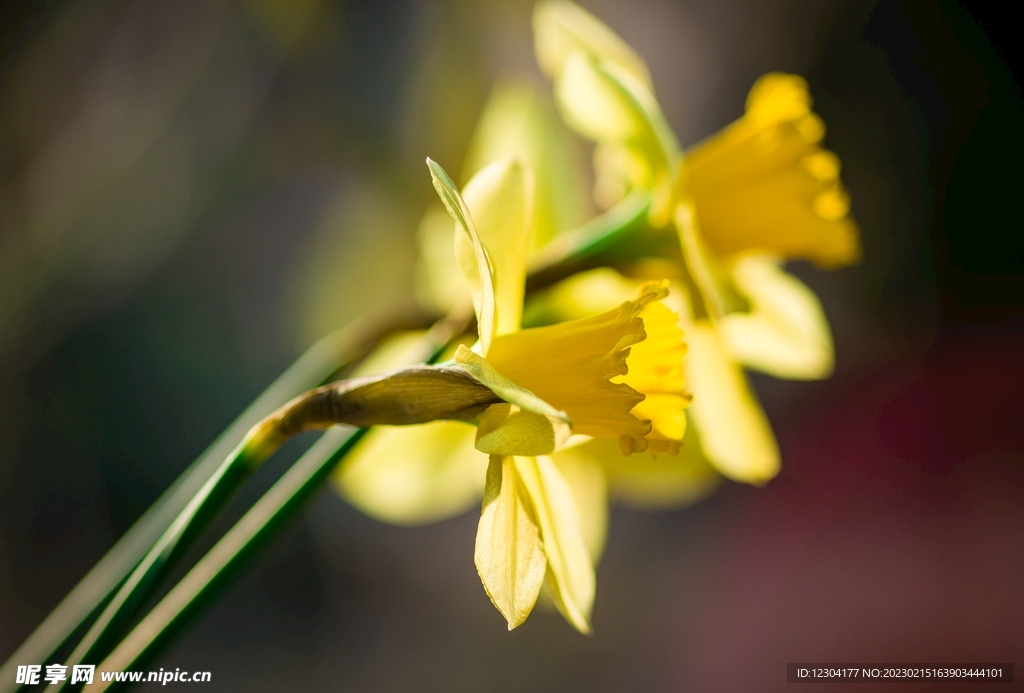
xmin=45 ymin=309 xmax=467 ymax=693
xmin=528 ymin=189 xmax=652 ymax=273
xmin=0 ymin=310 xmax=424 ymax=693
xmin=45 ymin=431 xmax=282 ymax=693
xmin=94 ymin=426 xmax=366 ymax=692
xmin=92 ymin=313 xmax=470 ymax=690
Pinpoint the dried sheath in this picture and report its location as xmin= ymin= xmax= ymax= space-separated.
xmin=264 ymin=365 xmax=503 ymax=443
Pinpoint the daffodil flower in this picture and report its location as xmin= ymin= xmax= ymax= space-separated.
xmin=523 ymin=268 xmax=718 ymax=565
xmin=533 ymin=0 xmax=860 ymax=485
xmin=336 ymin=157 xmax=689 ymax=631
xmin=336 ymin=79 xmax=586 ymax=529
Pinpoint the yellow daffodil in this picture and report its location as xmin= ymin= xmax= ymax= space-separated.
xmin=336 ymin=78 xmax=581 ymax=528
xmin=533 ymin=0 xmax=859 ymax=485
xmin=524 ymin=268 xmax=717 ymax=564
xmin=336 ymin=156 xmax=689 ymax=632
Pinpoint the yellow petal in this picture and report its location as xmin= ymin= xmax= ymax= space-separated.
xmin=461 ymin=75 xmax=589 ymax=248
xmin=520 ymin=273 xmax=690 ymax=452
xmin=580 ymin=429 xmax=721 ymax=510
xmin=333 ymin=422 xmax=484 ymax=525
xmin=459 ymin=159 xmax=535 ymax=337
xmin=516 ymin=455 xmax=596 ymax=633
xmin=533 ymin=0 xmax=652 ymax=88
xmin=685 ymin=73 xmax=860 ymax=267
xmin=455 ymin=344 xmax=570 ymax=416
xmin=686 ymin=321 xmax=779 ymax=484
xmin=674 ymin=200 xmax=726 ymax=320
xmin=476 ymin=404 xmax=572 ymax=456
xmin=550 ymin=447 xmax=608 ymax=561
xmin=720 ymin=255 xmax=834 ymax=380
xmin=554 ymin=53 xmax=678 ymax=188
xmin=616 ymin=299 xmax=690 ymax=451
xmin=486 ymin=285 xmax=670 ymax=453
xmin=555 ymin=52 xmax=647 ymax=142
xmin=745 ymin=72 xmax=815 ymax=128
xmin=547 ymin=32 xmax=677 ymax=225
xmin=475 ymin=455 xmax=548 ymax=629
xmin=428 ymin=158 xmax=497 ymax=353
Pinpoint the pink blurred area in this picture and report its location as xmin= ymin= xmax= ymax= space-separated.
xmin=680 ymin=323 xmax=1024 ymax=691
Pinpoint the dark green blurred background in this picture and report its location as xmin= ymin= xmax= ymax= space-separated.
xmin=1 ymin=1 xmax=1021 ymax=690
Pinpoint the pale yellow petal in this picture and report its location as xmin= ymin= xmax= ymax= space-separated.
xmin=516 ymin=455 xmax=596 ymax=634
xmin=476 ymin=404 xmax=572 ymax=456
xmin=554 ymin=53 xmax=678 ymax=185
xmin=427 ymin=158 xmax=497 ymax=353
xmin=686 ymin=321 xmax=779 ymax=484
xmin=455 ymin=345 xmax=572 ymax=456
xmin=720 ymin=255 xmax=834 ymax=380
xmin=555 ymin=52 xmax=647 ymax=142
xmin=475 ymin=455 xmax=548 ymax=629
xmin=533 ymin=0 xmax=652 ymax=87
xmin=460 ymin=159 xmax=535 ymax=337
xmin=550 ymin=446 xmax=608 ymax=561
xmin=674 ymin=200 xmax=726 ymax=320
xmin=462 ymin=75 xmax=589 ymax=248
xmin=550 ymin=43 xmax=677 ymax=224
xmin=333 ymin=421 xmax=484 ymax=525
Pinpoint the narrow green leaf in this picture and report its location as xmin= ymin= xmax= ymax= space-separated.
xmin=46 ymin=437 xmax=265 ymax=692
xmin=93 ymin=427 xmax=366 ymax=691
xmin=0 ymin=319 xmax=394 ymax=693
xmin=84 ymin=316 xmax=465 ymax=688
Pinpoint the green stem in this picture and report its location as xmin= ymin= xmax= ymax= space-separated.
xmin=92 ymin=315 xmax=468 ymax=690
xmin=528 ymin=189 xmax=652 ymax=273
xmin=45 ymin=432 xmax=276 ymax=693
xmin=94 ymin=426 xmax=366 ymax=692
xmin=0 ymin=310 xmax=423 ymax=693
xmin=51 ymin=310 xmax=467 ymax=693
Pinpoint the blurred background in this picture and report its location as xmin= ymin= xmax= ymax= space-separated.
xmin=1 ymin=0 xmax=1021 ymax=690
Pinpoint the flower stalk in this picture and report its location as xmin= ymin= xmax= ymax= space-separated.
xmin=90 ymin=426 xmax=367 ymax=692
